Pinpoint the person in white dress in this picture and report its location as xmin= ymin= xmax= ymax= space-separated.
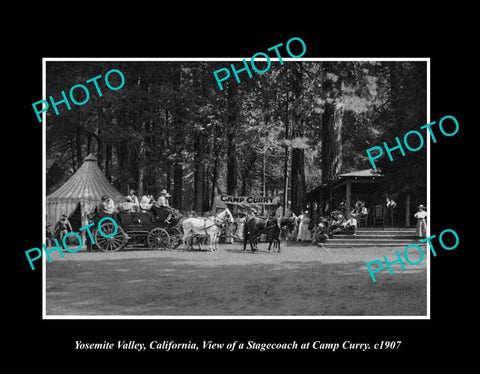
xmin=296 ymin=210 xmax=311 ymax=241
xmin=414 ymin=204 xmax=427 ymax=238
xmin=235 ymin=213 xmax=246 ymax=240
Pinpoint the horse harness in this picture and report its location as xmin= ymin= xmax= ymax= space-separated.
xmin=247 ymin=216 xmax=295 ymax=241
xmin=202 ymin=213 xmax=230 ymax=235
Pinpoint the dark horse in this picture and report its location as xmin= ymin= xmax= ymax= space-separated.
xmin=243 ymin=216 xmax=297 ymax=253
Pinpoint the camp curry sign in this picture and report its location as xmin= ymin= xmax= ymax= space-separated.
xmin=32 ymin=69 xmax=125 ymax=123
xmin=218 ymin=194 xmax=280 ymax=205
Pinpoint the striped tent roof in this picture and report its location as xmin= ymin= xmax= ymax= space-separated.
xmin=46 ymin=153 xmax=124 ymax=226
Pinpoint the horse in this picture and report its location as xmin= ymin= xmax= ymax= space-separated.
xmin=243 ymin=215 xmax=297 ymax=253
xmin=181 ymin=208 xmax=234 ymax=251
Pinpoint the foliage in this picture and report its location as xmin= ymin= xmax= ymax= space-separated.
xmin=46 ymin=60 xmax=426 ymax=212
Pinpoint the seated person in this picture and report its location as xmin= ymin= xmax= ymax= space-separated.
xmin=344 ymin=215 xmax=358 ymax=235
xmin=329 ymin=211 xmax=345 ymax=236
xmin=99 ymin=195 xmax=115 ymax=214
xmin=117 ymin=196 xmax=136 ymax=212
xmin=127 ymin=190 xmax=139 ymax=204
xmin=312 ymin=221 xmax=329 ymax=245
xmin=156 ymin=189 xmax=171 ymax=207
xmin=139 ymin=194 xmax=154 ymax=212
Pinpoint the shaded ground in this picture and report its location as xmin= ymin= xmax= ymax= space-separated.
xmin=45 ymin=242 xmax=427 ymax=317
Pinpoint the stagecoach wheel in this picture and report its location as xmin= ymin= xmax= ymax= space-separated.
xmin=95 ymin=223 xmax=126 ymax=252
xmin=167 ymin=227 xmax=182 ymax=249
xmin=147 ymin=228 xmax=170 ymax=250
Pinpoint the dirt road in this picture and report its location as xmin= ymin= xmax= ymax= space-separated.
xmin=45 ymin=242 xmax=427 ymax=317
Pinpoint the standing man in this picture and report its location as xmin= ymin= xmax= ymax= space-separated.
xmin=384 ymin=194 xmax=397 ymax=227
xmin=55 ymin=214 xmax=73 ymax=242
xmin=414 ymin=204 xmax=427 ymax=239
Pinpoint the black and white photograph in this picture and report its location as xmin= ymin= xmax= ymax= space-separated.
xmin=12 ymin=17 xmax=473 ymax=365
xmin=43 ymin=58 xmax=428 ymax=317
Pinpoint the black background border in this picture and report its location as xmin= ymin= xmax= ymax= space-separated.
xmin=13 ymin=19 xmax=472 ymax=365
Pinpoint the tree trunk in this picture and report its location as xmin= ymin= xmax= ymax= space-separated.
xmin=241 ymin=174 xmax=248 ymax=196
xmin=96 ymin=108 xmax=105 ymax=171
xmin=164 ymin=110 xmax=172 ymax=192
xmin=75 ymin=121 xmax=82 ymax=169
xmin=289 ymin=64 xmax=306 ymax=215
xmin=283 ymin=89 xmax=290 ymax=214
xmin=321 ymin=100 xmax=344 ymax=183
xmin=291 ymin=148 xmax=306 ymax=214
xmin=193 ymin=128 xmax=205 ymax=212
xmin=87 ymin=133 xmax=92 ymax=155
xmin=70 ymin=139 xmax=76 ymax=171
xmin=173 ymin=162 xmax=183 ymax=210
xmin=194 ymin=159 xmax=204 ymax=213
xmin=210 ymin=155 xmax=218 ymax=209
xmin=405 ymin=193 xmax=411 ymax=227
xmin=203 ymin=164 xmax=210 ymax=212
xmin=226 ymin=83 xmax=239 ymax=196
xmin=137 ymin=122 xmax=146 ymax=197
xmin=105 ymin=144 xmax=112 ymax=182
xmin=116 ymin=142 xmax=129 ymax=194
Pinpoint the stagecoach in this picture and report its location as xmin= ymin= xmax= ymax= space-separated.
xmin=89 ymin=205 xmax=183 ymax=252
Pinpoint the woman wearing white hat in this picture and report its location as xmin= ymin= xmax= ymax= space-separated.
xmin=156 ymin=189 xmax=171 ymax=207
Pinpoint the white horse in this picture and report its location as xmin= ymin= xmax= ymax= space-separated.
xmin=181 ymin=208 xmax=234 ymax=251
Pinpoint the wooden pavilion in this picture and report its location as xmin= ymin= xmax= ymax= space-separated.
xmin=306 ymin=168 xmax=388 ymax=226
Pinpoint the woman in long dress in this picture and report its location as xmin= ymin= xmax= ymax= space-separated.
xmin=296 ymin=211 xmax=311 ymax=241
xmin=235 ymin=213 xmax=246 ymax=240
xmin=414 ymin=204 xmax=427 ymax=238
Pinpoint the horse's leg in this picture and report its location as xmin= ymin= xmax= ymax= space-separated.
xmin=243 ymin=233 xmax=248 ymax=252
xmin=207 ymin=234 xmax=213 ymax=252
xmin=182 ymin=229 xmax=189 ymax=250
xmin=210 ymin=233 xmax=216 ymax=251
xmin=267 ymin=239 xmax=272 ymax=252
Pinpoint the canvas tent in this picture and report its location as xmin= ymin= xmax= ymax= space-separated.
xmin=46 ymin=153 xmax=124 ymax=231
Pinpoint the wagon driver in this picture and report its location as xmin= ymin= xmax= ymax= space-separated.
xmin=155 ymin=189 xmax=168 ymax=207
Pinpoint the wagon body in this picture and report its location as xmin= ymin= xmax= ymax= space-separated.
xmin=90 ymin=206 xmax=182 ymax=252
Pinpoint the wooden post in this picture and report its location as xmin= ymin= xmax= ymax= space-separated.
xmin=405 ymin=194 xmax=411 ymax=227
xmin=345 ymin=180 xmax=351 ymax=218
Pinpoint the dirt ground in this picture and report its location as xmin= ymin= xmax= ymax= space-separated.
xmin=45 ymin=241 xmax=427 ymax=317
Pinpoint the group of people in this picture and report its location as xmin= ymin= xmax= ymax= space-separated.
xmin=99 ymin=189 xmax=173 ymax=214
xmin=46 ymin=213 xmax=72 ymax=246
xmin=294 ymin=199 xmax=369 ymax=245
xmin=295 ymin=209 xmax=360 ymax=246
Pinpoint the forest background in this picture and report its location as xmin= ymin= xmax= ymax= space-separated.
xmin=45 ymin=60 xmax=426 ymax=216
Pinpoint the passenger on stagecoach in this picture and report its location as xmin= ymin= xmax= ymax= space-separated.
xmin=139 ymin=194 xmax=154 ymax=211
xmin=156 ymin=189 xmax=171 ymax=207
xmin=127 ymin=189 xmax=139 ymax=204
xmin=117 ymin=195 xmax=136 ymax=212
xmin=99 ymin=195 xmax=116 ymax=214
